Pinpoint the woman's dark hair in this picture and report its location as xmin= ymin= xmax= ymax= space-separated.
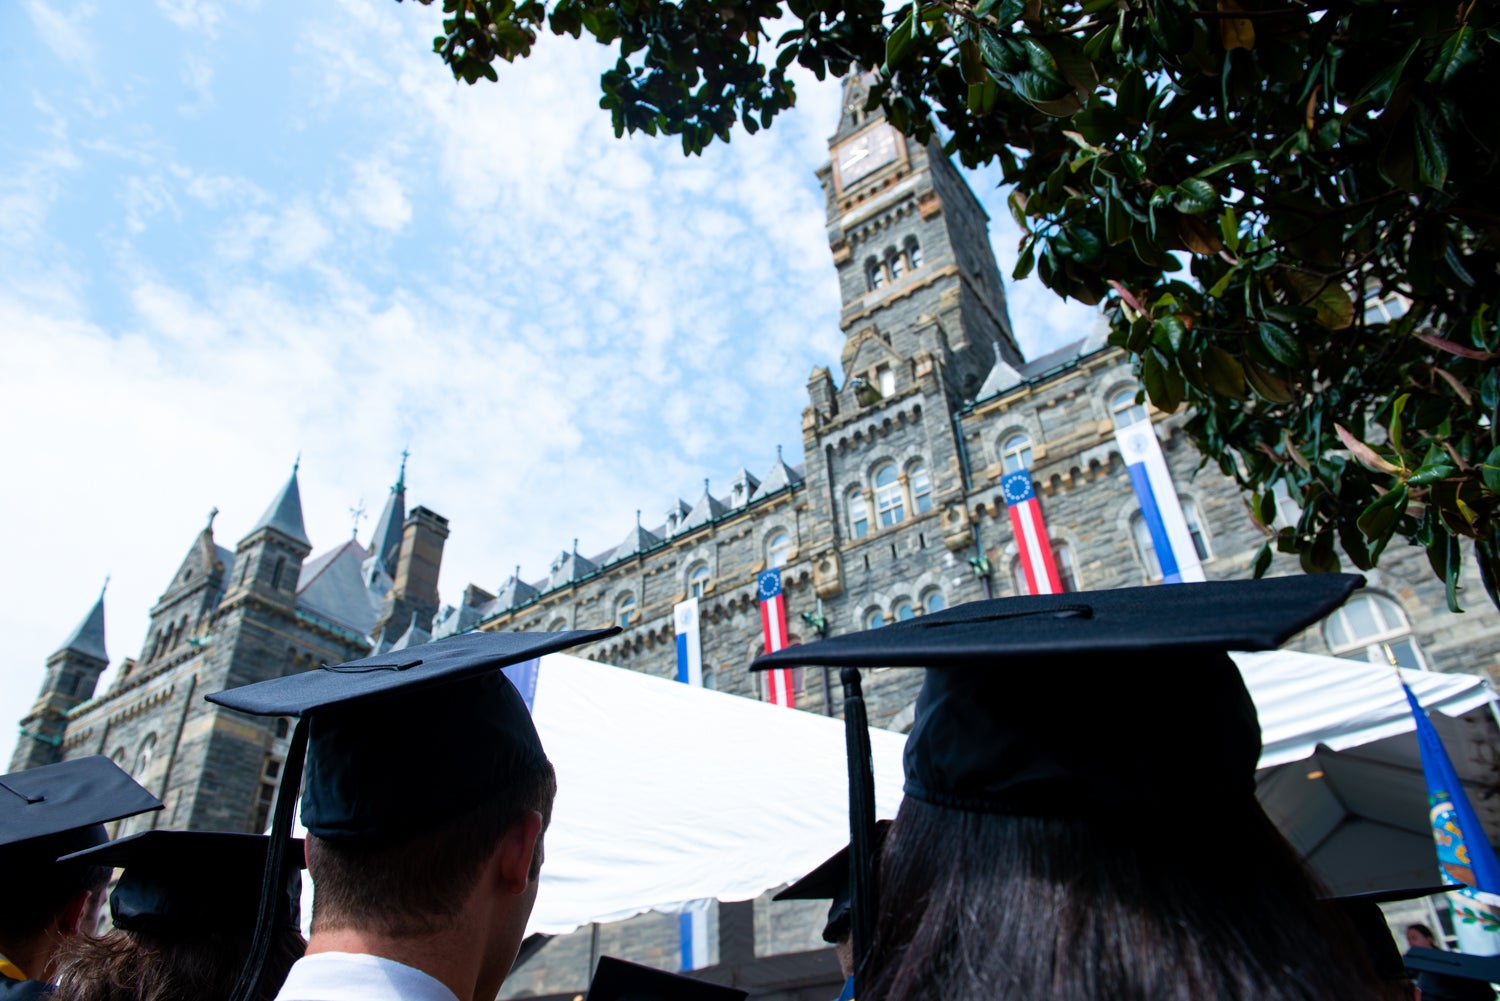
xmin=1407 ymin=923 xmax=1435 ymax=941
xmin=50 ymin=923 xmax=304 ymax=1001
xmin=859 ymin=797 xmax=1404 ymax=1001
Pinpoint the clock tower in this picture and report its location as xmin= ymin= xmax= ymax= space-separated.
xmin=817 ymin=73 xmax=1021 ymax=404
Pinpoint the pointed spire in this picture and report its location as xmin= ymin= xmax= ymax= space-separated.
xmin=976 ymin=340 xmax=1025 ymax=400
xmin=756 ymin=445 xmax=805 ymax=499
xmin=55 ymin=584 xmax=108 ymax=663
xmin=367 ymin=453 xmax=408 ymax=575
xmin=249 ymin=462 xmax=311 ymax=548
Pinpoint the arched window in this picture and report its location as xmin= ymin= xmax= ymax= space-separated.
xmin=848 ymin=489 xmax=870 ymax=539
xmin=1111 ymin=388 xmax=1149 ymax=428
xmin=922 ymin=590 xmax=946 ymax=614
xmin=1323 ymin=593 xmax=1426 ymax=669
xmin=1054 ymin=543 xmax=1079 ymax=592
xmin=767 ymin=531 xmax=793 ymax=569
xmin=874 ymin=463 xmax=905 ymax=527
xmin=1130 ymin=512 xmax=1162 ymax=581
xmin=893 ymin=599 xmax=916 ymax=622
xmin=133 ymin=734 xmax=157 ymax=779
xmin=864 ymin=608 xmax=885 ymax=630
xmin=1009 ymin=555 xmax=1030 ymax=596
xmin=888 ymin=249 xmax=905 ymax=280
xmin=905 ymin=236 xmax=922 ymax=269
xmin=615 ymin=593 xmax=637 ymax=628
xmin=909 ymin=461 xmax=933 ymax=514
xmin=688 ymin=564 xmax=711 ymax=599
xmin=1001 ymin=433 xmax=1033 ymax=474
xmin=867 ymin=259 xmax=886 ymax=290
xmin=275 ymin=718 xmax=290 ymax=739
xmin=271 ymin=556 xmax=286 ymax=590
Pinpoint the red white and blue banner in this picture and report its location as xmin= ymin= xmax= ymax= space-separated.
xmin=1001 ymin=470 xmax=1063 ymax=595
xmin=758 ymin=569 xmax=796 ymax=707
xmin=1115 ymin=421 xmax=1206 ymax=584
xmin=673 ymin=598 xmax=703 ymax=688
xmin=1403 ymin=681 xmax=1500 ymax=954
xmin=672 ymin=598 xmax=711 ymax=968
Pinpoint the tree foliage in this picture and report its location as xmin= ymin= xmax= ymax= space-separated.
xmin=403 ymin=0 xmax=1500 ymax=611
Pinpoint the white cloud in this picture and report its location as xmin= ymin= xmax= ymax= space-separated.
xmin=22 ymin=0 xmax=95 ymax=69
xmin=348 ymin=160 xmax=411 ymax=232
xmin=154 ymin=0 xmax=224 ymax=35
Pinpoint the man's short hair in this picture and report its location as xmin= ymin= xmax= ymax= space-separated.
xmin=306 ymin=758 xmax=556 ymax=938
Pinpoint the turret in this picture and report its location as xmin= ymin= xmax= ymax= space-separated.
xmin=12 ymin=584 xmax=110 ymax=769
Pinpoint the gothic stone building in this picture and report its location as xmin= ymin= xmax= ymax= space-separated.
xmin=11 ymin=461 xmax=452 ymax=837
xmin=13 ymin=76 xmax=1500 ymax=1000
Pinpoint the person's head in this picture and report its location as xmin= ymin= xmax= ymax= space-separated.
xmin=750 ymin=575 xmax=1382 ymax=1000
xmin=305 ymin=754 xmax=557 ymax=944
xmin=772 ymin=821 xmax=893 ymax=980
xmin=51 ymin=922 xmax=304 ymax=1001
xmin=1407 ymin=923 xmax=1437 ymax=949
xmin=51 ymin=830 xmax=307 ymax=1001
xmin=0 ymin=757 xmax=162 ymax=982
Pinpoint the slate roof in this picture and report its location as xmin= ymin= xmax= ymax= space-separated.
xmin=752 ymin=447 xmax=804 ymax=500
xmin=249 ymin=468 xmax=310 ymax=548
xmin=215 ymin=546 xmax=236 ymax=588
xmin=295 ymin=539 xmax=379 ymax=636
xmin=615 ymin=515 xmax=662 ymax=560
xmin=494 ymin=568 xmax=540 ymax=609
xmin=680 ymin=481 xmax=728 ymax=532
xmin=56 ymin=594 xmax=107 ymax=663
xmin=548 ymin=548 xmax=598 ymax=590
xmin=386 ymin=616 xmax=432 ymax=652
xmin=728 ymin=468 xmax=760 ymax=507
xmin=367 ymin=472 xmax=406 ymax=578
xmin=974 ymin=337 xmax=1093 ymax=404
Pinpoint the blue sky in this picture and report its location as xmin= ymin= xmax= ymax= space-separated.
xmin=0 ymin=0 xmax=1093 ymax=761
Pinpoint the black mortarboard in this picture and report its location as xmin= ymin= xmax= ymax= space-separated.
xmin=751 ymin=575 xmax=1364 ymax=986
xmin=0 ymin=756 xmax=162 ymax=861
xmin=207 ymin=627 xmax=617 ymax=1001
xmin=584 ymin=956 xmax=748 ymax=1001
xmin=772 ymin=821 xmax=891 ymax=943
xmin=61 ymin=831 xmax=305 ymax=937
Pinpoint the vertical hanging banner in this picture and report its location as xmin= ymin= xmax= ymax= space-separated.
xmin=758 ymin=569 xmax=796 ymax=708
xmin=501 ymin=657 xmax=541 ymax=712
xmin=673 ymin=599 xmax=703 ymax=688
xmin=1403 ymin=681 xmax=1500 ymax=955
xmin=1001 ymin=470 xmax=1062 ymax=595
xmin=672 ymin=598 xmax=711 ymax=968
xmin=1115 ymin=421 xmax=1206 ymax=584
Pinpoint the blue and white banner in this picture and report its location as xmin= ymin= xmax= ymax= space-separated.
xmin=501 ymin=657 xmax=541 ymax=712
xmin=674 ymin=598 xmax=703 ymax=687
xmin=1115 ymin=421 xmax=1205 ymax=584
xmin=672 ymin=598 xmax=711 ymax=967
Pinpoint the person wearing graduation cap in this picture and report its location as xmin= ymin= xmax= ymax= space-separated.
xmin=206 ymin=627 xmax=616 ymax=1001
xmin=753 ymin=574 xmax=1406 ymax=1001
xmin=0 ymin=757 xmax=162 ymax=998
xmin=50 ymin=831 xmax=307 ymax=1001
xmin=772 ymin=822 xmax=892 ymax=1001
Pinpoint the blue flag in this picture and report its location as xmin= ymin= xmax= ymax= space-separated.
xmin=1404 ymin=682 xmax=1500 ymax=893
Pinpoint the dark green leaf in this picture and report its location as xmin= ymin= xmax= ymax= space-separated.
xmin=1482 ymin=446 xmax=1500 ymax=493
xmin=1252 ymin=540 xmax=1273 ymax=578
xmin=1172 ymin=177 xmax=1217 ymax=215
xmin=1425 ymin=27 xmax=1476 ymax=87
xmin=1357 ymin=484 xmax=1408 ymax=540
xmin=885 ymin=10 xmax=915 ymax=70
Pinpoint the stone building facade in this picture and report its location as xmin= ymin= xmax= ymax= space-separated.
xmin=13 ymin=74 xmax=1500 ymax=1001
xmin=11 ymin=461 xmax=452 ymax=838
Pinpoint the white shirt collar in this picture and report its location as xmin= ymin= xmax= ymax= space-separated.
xmin=274 ymin=951 xmax=462 ymax=1001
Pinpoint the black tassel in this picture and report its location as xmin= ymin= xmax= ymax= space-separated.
xmin=227 ymin=715 xmax=309 ymax=1001
xmin=842 ymin=666 xmax=878 ymax=991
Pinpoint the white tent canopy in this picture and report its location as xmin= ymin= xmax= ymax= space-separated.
xmin=293 ymin=647 xmax=1496 ymax=934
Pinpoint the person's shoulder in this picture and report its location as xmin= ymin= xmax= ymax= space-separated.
xmin=0 ymin=980 xmax=53 ymax=999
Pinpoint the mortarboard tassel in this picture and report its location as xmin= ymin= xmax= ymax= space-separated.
xmin=227 ymin=716 xmax=309 ymax=1001
xmin=841 ymin=666 xmax=878 ymax=990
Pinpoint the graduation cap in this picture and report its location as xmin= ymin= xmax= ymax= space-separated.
xmin=206 ymin=626 xmax=619 ymax=1001
xmin=750 ymin=574 xmax=1365 ymax=986
xmin=584 ymin=956 xmax=748 ymax=1001
xmin=0 ymin=756 xmax=163 ymax=863
xmin=60 ymin=830 xmax=305 ymax=937
xmin=772 ymin=821 xmax=892 ymax=943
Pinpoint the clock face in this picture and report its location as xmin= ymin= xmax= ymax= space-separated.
xmin=836 ymin=125 xmax=899 ymax=187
